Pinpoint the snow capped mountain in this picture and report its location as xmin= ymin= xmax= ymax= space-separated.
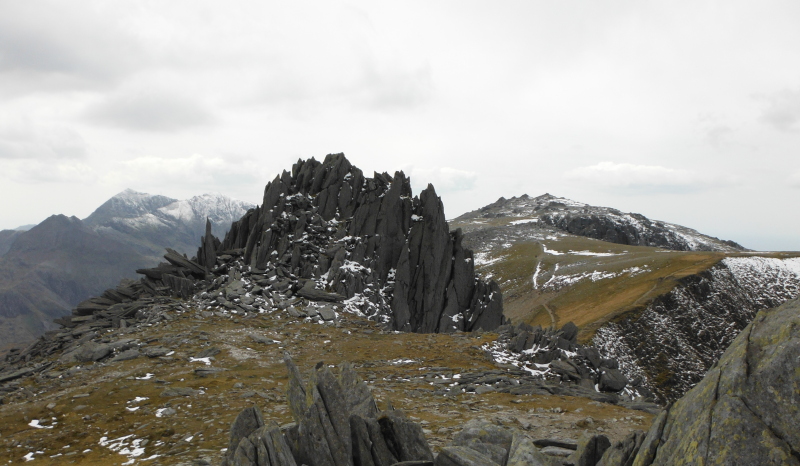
xmin=85 ymin=189 xmax=254 ymax=242
xmin=84 ymin=188 xmax=177 ymax=226
xmin=454 ymin=193 xmax=746 ymax=252
xmin=0 ymin=189 xmax=254 ymax=348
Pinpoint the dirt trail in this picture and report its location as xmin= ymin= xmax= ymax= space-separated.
xmin=543 ymin=303 xmax=557 ymax=328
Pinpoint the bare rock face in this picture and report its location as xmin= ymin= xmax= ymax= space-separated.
xmin=625 ymin=297 xmax=800 ymax=465
xmin=216 ymin=153 xmax=504 ymax=333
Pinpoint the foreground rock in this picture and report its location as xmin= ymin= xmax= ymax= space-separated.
xmin=615 ymin=297 xmax=800 ymax=465
xmin=225 ymin=356 xmax=565 ymax=466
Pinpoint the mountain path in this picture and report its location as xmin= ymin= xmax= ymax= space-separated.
xmin=543 ymin=303 xmax=557 ymax=327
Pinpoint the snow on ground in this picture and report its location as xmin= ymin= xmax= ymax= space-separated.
xmin=568 ymin=250 xmax=622 ymax=257
xmin=473 ymin=252 xmax=506 ymax=266
xmin=539 ymin=266 xmax=648 ymax=292
xmin=509 ymin=218 xmax=538 ymax=225
xmin=480 ymin=341 xmax=551 ymax=377
xmin=99 ymin=434 xmax=160 ymax=464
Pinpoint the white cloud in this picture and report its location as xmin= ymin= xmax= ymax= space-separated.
xmin=564 ymin=162 xmax=737 ymax=192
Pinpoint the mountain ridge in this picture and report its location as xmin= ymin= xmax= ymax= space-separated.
xmin=0 ymin=191 xmax=252 ymax=349
xmin=455 ymin=193 xmax=746 ymax=252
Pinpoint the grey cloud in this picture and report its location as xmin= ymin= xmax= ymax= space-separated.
xmin=0 ymin=3 xmax=144 ymax=92
xmin=758 ymin=87 xmax=800 ymax=132
xmin=0 ymin=121 xmax=86 ymax=160
xmin=85 ymin=90 xmax=216 ymax=132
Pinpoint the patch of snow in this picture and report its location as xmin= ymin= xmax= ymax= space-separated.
xmin=542 ymin=245 xmax=564 ymax=255
xmin=510 ymin=218 xmax=538 ymax=225
xmin=568 ymin=250 xmax=622 ymax=257
xmin=189 ymin=357 xmax=212 ymax=365
xmin=389 ymin=358 xmax=418 ymax=365
xmin=99 ymin=435 xmax=149 ymax=464
xmin=28 ymin=419 xmax=53 ymax=429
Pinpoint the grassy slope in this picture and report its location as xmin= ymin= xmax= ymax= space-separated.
xmin=452 ymin=217 xmax=800 ymax=343
xmin=0 ymin=308 xmax=653 ymax=464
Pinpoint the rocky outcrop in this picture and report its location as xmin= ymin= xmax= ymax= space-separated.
xmin=619 ymin=297 xmax=800 ymax=465
xmin=592 ymin=256 xmax=800 ymax=403
xmin=225 ymin=357 xmax=560 ymax=466
xmin=538 ymin=212 xmax=744 ymax=252
xmin=224 ymin=354 xmax=433 ymax=466
xmin=481 ymin=322 xmax=661 ymax=407
xmin=215 ymin=153 xmax=503 ymax=333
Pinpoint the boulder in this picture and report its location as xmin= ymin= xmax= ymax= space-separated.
xmin=507 ymin=432 xmax=557 ymax=466
xmin=451 ymin=419 xmax=513 ymax=465
xmin=378 ymin=411 xmax=434 ymax=463
xmin=598 ymin=369 xmax=628 ymax=392
xmin=630 ymin=298 xmax=800 ymax=465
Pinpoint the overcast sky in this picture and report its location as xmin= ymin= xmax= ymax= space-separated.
xmin=2 ymin=1 xmax=800 ymax=250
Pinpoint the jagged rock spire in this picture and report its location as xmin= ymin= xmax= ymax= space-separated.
xmin=218 ymin=153 xmax=504 ymax=333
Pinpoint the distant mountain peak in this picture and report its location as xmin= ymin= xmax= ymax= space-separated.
xmin=454 ymin=193 xmax=745 ymax=252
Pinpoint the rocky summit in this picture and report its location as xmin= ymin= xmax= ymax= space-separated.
xmin=205 ymin=152 xmax=504 ymax=333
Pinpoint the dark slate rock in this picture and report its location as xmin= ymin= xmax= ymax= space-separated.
xmin=579 ymin=347 xmax=601 ymax=369
xmin=297 ymin=282 xmax=345 ymax=302
xmin=532 ymin=438 xmax=578 ymax=450
xmin=232 ymin=437 xmax=257 ymax=466
xmin=226 ymin=406 xmax=265 ymax=465
xmin=160 ymin=387 xmax=201 ymax=397
xmin=598 ymin=369 xmax=628 ymax=392
xmin=560 ymin=321 xmax=578 ymax=343
xmin=435 ymin=446 xmax=498 ymax=466
xmin=142 ymin=346 xmax=170 ymax=358
xmin=196 ymin=347 xmax=221 ymax=358
xmin=163 ymin=248 xmax=207 ymax=277
xmin=596 ymin=430 xmax=644 ymax=466
xmin=351 ymin=415 xmax=397 ymax=466
xmin=75 ymin=342 xmax=112 ymax=362
xmin=111 ymin=348 xmax=139 ymax=362
xmin=549 ymin=360 xmax=581 ymax=381
xmin=319 ymin=306 xmax=337 ymax=321
xmin=195 ymin=367 xmax=226 ymax=377
xmin=249 ymin=334 xmax=277 ymax=345
xmin=568 ymin=434 xmax=611 ymax=466
xmin=340 ymin=362 xmax=378 ymax=419
xmin=0 ymin=367 xmax=35 ymax=384
xmin=378 ymin=411 xmax=434 ymax=463
xmin=451 ymin=419 xmax=513 ymax=465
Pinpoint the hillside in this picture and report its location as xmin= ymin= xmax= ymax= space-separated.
xmin=0 ymin=191 xmax=252 ymax=349
xmin=450 ymin=197 xmax=800 ymax=403
xmin=2 ymin=154 xmax=798 ymax=465
xmin=0 ymin=155 xmax=656 ymax=464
